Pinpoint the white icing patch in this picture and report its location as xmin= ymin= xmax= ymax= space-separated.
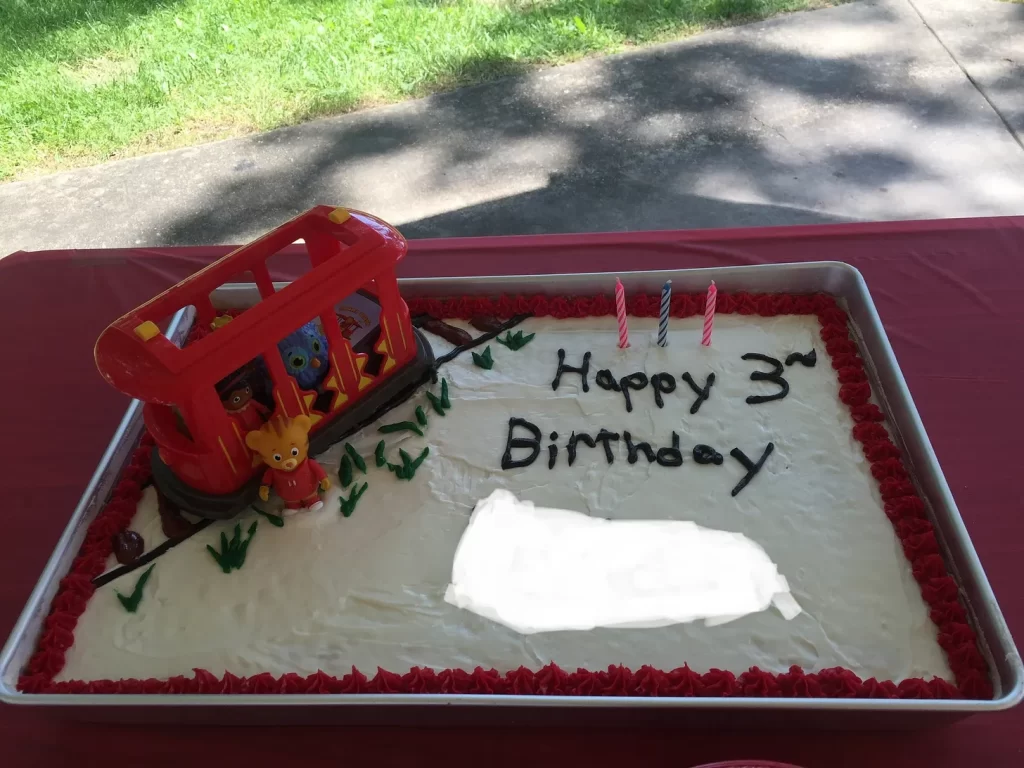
xmin=57 ymin=316 xmax=954 ymax=684
xmin=445 ymin=489 xmax=802 ymax=633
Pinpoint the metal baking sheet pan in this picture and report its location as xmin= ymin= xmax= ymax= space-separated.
xmin=1 ymin=260 xmax=1020 ymax=726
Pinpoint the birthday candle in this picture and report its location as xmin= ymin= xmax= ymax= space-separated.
xmin=615 ymin=278 xmax=629 ymax=349
xmin=657 ymin=280 xmax=671 ymax=347
xmin=701 ymin=281 xmax=717 ymax=347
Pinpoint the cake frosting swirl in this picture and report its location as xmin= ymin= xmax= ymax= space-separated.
xmin=55 ymin=314 xmax=953 ymax=685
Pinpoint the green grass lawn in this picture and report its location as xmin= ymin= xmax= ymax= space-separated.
xmin=1 ymin=0 xmax=825 ymax=181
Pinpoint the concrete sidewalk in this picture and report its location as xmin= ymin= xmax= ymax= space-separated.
xmin=1 ymin=0 xmax=1022 ymax=255
xmin=911 ymin=0 xmax=1023 ymax=136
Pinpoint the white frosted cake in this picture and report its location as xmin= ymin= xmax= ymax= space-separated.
xmin=51 ymin=313 xmax=959 ymax=689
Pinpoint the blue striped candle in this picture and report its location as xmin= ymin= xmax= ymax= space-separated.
xmin=657 ymin=280 xmax=671 ymax=347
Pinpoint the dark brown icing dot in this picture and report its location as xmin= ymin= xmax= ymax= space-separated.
xmin=470 ymin=316 xmax=506 ymax=334
xmin=423 ymin=319 xmax=473 ymax=346
xmin=112 ymin=530 xmax=144 ymax=565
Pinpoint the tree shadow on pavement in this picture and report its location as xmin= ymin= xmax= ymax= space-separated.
xmin=149 ymin=2 xmax=1019 ymax=246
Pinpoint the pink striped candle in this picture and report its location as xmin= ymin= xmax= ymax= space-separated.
xmin=615 ymin=278 xmax=629 ymax=348
xmin=701 ymin=281 xmax=717 ymax=347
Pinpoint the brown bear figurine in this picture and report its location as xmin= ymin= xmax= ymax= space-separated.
xmin=245 ymin=415 xmax=330 ymax=514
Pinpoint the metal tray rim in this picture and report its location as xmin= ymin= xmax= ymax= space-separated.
xmin=3 ymin=691 xmax=1016 ymax=710
xmin=393 ymin=260 xmax=862 ymax=291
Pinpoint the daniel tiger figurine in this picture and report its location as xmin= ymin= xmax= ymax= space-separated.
xmin=245 ymin=415 xmax=330 ymax=514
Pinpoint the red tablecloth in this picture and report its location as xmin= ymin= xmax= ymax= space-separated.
xmin=2 ymin=217 xmax=1022 ymax=766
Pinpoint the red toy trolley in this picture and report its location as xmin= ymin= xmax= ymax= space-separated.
xmin=94 ymin=206 xmax=434 ymax=518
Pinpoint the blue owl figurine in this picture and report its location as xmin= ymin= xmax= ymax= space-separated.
xmin=278 ymin=320 xmax=330 ymax=390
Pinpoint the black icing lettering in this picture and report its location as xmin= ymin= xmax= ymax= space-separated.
xmin=680 ymin=372 xmax=715 ymax=414
xmin=619 ymin=372 xmax=648 ymax=413
xmin=650 ymin=373 xmax=676 ymax=409
xmin=692 ymin=444 xmax=724 ymax=465
xmin=623 ymin=431 xmax=656 ymax=464
xmin=552 ymin=349 xmax=591 ymax=393
xmin=729 ymin=442 xmax=775 ymax=496
xmin=742 ymin=354 xmax=789 ymax=404
xmin=594 ymin=429 xmax=620 ymax=464
xmin=547 ymin=444 xmax=557 ymax=469
xmin=785 ymin=349 xmax=817 ymax=367
xmin=656 ymin=431 xmax=683 ymax=467
xmin=595 ymin=369 xmax=621 ymax=391
xmin=501 ymin=418 xmax=541 ymax=469
xmin=567 ymin=431 xmax=597 ymax=466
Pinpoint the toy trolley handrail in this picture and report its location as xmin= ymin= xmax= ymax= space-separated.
xmin=93 ymin=206 xmax=410 ymax=404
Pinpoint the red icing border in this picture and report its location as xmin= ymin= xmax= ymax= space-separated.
xmin=18 ymin=292 xmax=992 ymax=699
